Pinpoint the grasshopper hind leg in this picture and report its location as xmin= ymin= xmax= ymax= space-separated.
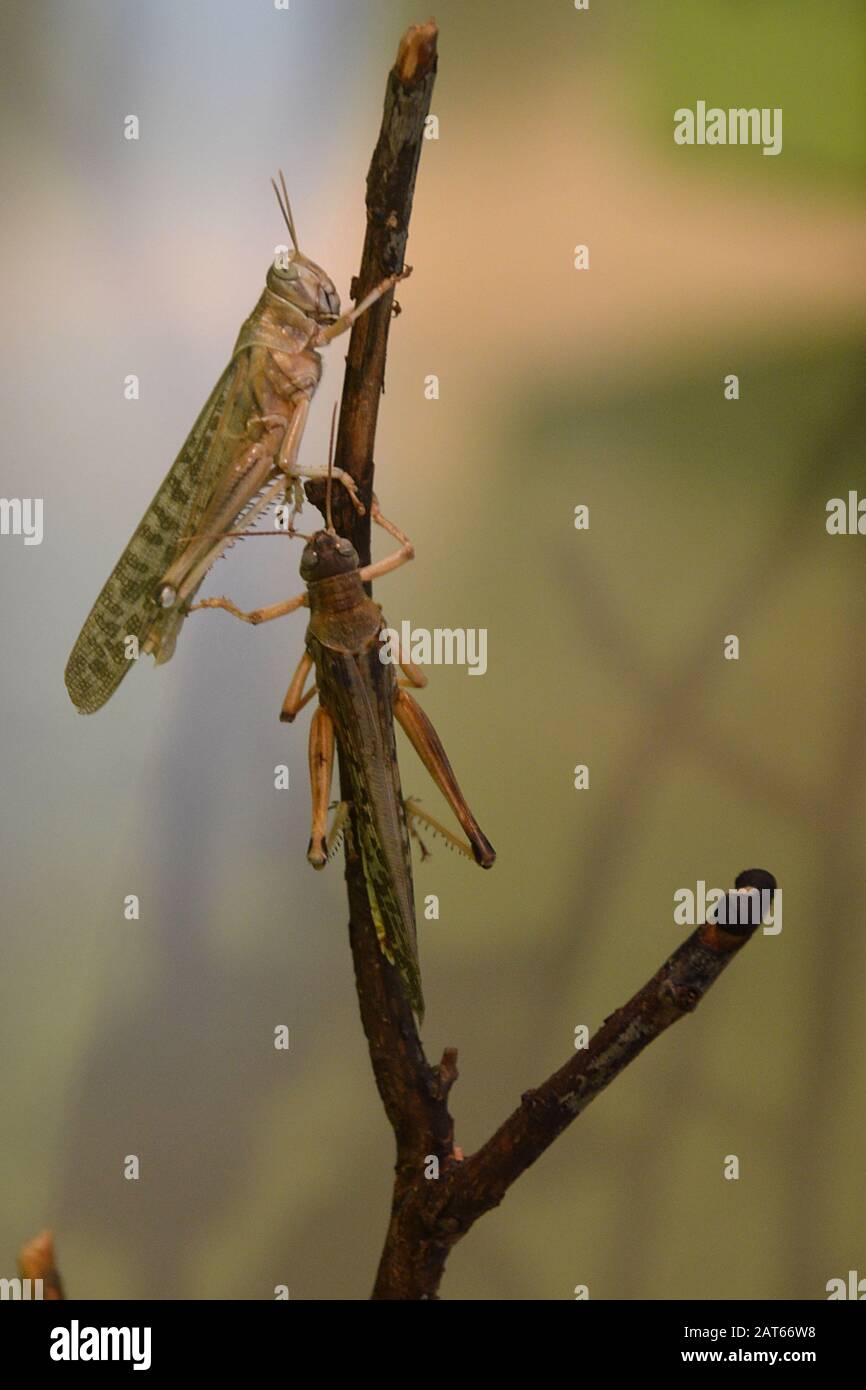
xmin=305 ymin=705 xmax=350 ymax=869
xmin=393 ymin=687 xmax=495 ymax=869
xmin=306 ymin=705 xmax=334 ymax=868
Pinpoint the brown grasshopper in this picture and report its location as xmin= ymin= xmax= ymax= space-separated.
xmin=65 ymin=173 xmax=408 ymax=714
xmin=192 ymin=466 xmax=495 ymax=1020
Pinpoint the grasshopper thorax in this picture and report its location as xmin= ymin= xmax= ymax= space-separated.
xmin=300 ymin=530 xmax=359 ymax=585
xmin=267 ymin=252 xmax=340 ymax=325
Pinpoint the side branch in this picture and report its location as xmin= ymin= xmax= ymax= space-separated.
xmin=441 ymin=871 xmax=777 ymax=1237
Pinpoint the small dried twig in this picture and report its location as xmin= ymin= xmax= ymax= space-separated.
xmin=18 ymin=1229 xmax=65 ymax=1300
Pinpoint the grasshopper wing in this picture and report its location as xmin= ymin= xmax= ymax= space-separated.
xmin=315 ymin=639 xmax=424 ymax=1019
xmin=65 ymin=355 xmax=249 ymax=714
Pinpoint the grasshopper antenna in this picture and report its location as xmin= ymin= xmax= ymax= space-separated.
xmin=325 ymin=401 xmax=338 ymax=533
xmin=271 ymin=169 xmax=299 ymax=251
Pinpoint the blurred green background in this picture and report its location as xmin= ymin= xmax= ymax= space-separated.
xmin=1 ymin=0 xmax=864 ymax=1299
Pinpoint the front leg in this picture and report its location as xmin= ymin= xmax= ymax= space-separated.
xmin=358 ymin=498 xmax=415 ymax=584
xmin=313 ymin=267 xmax=412 ymax=347
xmin=191 ymin=590 xmax=308 ymax=625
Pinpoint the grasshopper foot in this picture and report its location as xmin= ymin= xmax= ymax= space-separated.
xmin=307 ymin=836 xmax=328 ymax=869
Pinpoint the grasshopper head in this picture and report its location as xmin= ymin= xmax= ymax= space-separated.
xmin=267 ymin=250 xmax=341 ymax=325
xmin=267 ymin=171 xmax=341 ymax=324
xmin=300 ymin=530 xmax=359 ymax=584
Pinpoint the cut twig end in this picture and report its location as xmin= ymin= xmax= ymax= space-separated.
xmin=702 ymin=868 xmax=778 ymax=943
xmin=395 ymin=21 xmax=439 ymax=83
xmin=735 ymin=867 xmax=777 ymax=897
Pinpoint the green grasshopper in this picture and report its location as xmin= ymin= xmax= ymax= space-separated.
xmin=65 ymin=173 xmax=408 ymax=714
xmin=192 ymin=463 xmax=496 ymax=1020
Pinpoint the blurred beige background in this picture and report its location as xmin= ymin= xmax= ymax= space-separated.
xmin=0 ymin=0 xmax=864 ymax=1298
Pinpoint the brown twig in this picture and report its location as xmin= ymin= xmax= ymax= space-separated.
xmin=371 ymin=876 xmax=775 ymax=1299
xmin=18 ymin=1229 xmax=65 ymax=1300
xmin=442 ymin=877 xmax=776 ymax=1234
xmin=307 ymin=21 xmax=775 ymax=1302
xmin=324 ymin=19 xmax=439 ymax=558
